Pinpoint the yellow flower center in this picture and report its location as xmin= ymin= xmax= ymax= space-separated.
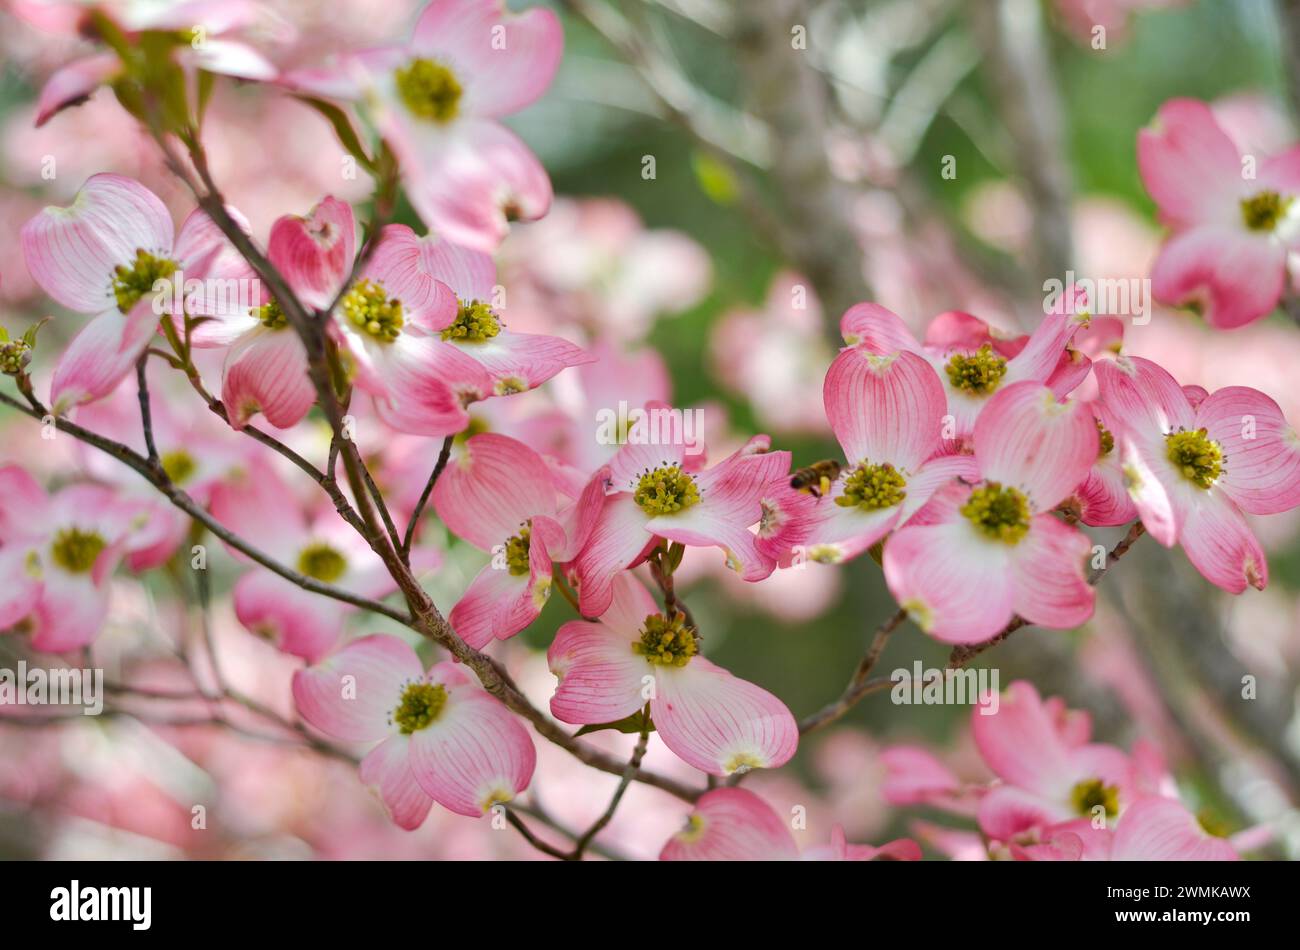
xmin=161 ymin=449 xmax=197 ymax=485
xmin=633 ymin=464 xmax=700 ymax=517
xmin=504 ymin=524 xmax=531 ymax=576
xmin=633 ymin=612 xmax=698 ymax=667
xmin=255 ymin=297 xmax=288 ymax=330
xmin=1071 ymin=778 xmax=1120 ymax=818
xmin=394 ymin=58 xmax=463 ymax=123
xmin=945 ymin=343 xmax=1008 ymax=396
xmin=296 ymin=542 xmax=347 ymax=583
xmin=961 ymin=482 xmax=1030 ymax=543
xmin=1240 ymin=190 xmax=1292 ymax=232
xmin=835 ymin=460 xmax=907 ymax=511
xmin=112 ymin=248 xmax=178 ymax=312
xmin=441 ymin=299 xmax=501 ymax=344
xmin=50 ymin=527 xmax=107 ymax=574
xmin=342 ymin=278 xmax=404 ymax=342
xmin=1165 ymin=428 xmax=1223 ymax=489
xmin=1096 ymin=419 xmax=1115 ymax=458
xmin=393 ymin=682 xmax=448 ymax=734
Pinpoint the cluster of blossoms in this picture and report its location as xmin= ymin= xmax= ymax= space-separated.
xmin=882 ymin=681 xmax=1248 ymax=861
xmin=0 ymin=0 xmax=1298 ymax=860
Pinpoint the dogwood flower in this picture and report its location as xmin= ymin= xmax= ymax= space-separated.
xmin=549 ymin=573 xmax=797 ymax=776
xmin=19 ymin=0 xmax=281 ymax=128
xmin=570 ymin=416 xmax=790 ymax=617
xmin=1139 ymin=98 xmax=1300 ymax=328
xmin=430 ymin=433 xmax=605 ymax=648
xmin=883 ymin=381 xmax=1099 ymax=643
xmin=417 ymin=232 xmax=592 ymax=397
xmin=0 ymin=465 xmax=166 ymax=651
xmin=209 ymin=194 xmax=490 ymax=435
xmin=20 ymin=173 xmax=236 ymax=413
xmin=659 ymin=788 xmax=921 ymax=861
xmin=972 ymin=681 xmax=1137 ymax=843
xmin=1095 ymin=355 xmax=1300 ymax=591
xmin=211 ymin=459 xmax=439 ymax=662
xmin=293 ymin=633 xmax=535 ymax=825
xmin=840 ymin=302 xmax=1085 ymax=447
xmin=285 ymin=0 xmax=561 ymax=252
xmin=798 ymin=348 xmax=978 ymax=564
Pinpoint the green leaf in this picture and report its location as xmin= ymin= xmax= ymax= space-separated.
xmin=297 ymin=96 xmax=376 ymax=173
xmin=575 ymin=710 xmax=654 ymax=737
xmin=691 ymin=151 xmax=739 ymax=206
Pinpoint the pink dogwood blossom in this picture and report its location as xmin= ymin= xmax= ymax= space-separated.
xmin=841 ymin=302 xmax=1085 ymax=447
xmin=798 ymin=348 xmax=978 ymax=564
xmin=19 ymin=0 xmax=282 ymax=128
xmin=0 ymin=465 xmax=166 ymax=651
xmin=20 ymin=173 xmax=236 ymax=413
xmin=1139 ymin=98 xmax=1300 ymax=328
xmin=883 ymin=381 xmax=1099 ymax=643
xmin=570 ymin=417 xmax=790 ymax=617
xmin=212 ymin=459 xmax=439 ymax=662
xmin=293 ymin=633 xmax=535 ymax=825
xmin=1095 ymin=354 xmax=1300 ymax=592
xmin=285 ymin=0 xmax=561 ymax=252
xmin=549 ymin=573 xmax=797 ymax=776
xmin=431 ymin=433 xmax=605 ymax=649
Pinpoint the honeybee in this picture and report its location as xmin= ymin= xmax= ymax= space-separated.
xmin=790 ymin=459 xmax=842 ymax=499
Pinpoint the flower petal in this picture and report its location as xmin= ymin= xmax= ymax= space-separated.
xmin=974 ymin=382 xmax=1098 ymax=514
xmin=358 ymin=734 xmax=434 ymax=830
xmin=234 ymin=570 xmax=346 ymax=663
xmin=50 ymin=303 xmax=158 ymax=415
xmin=221 ymin=327 xmax=316 ymax=430
xmin=34 ymin=52 xmax=120 ymax=127
xmin=1137 ymin=98 xmax=1243 ymax=229
xmin=547 ymin=619 xmax=647 ymax=725
xmin=1195 ymin=386 xmax=1300 ymax=515
xmin=406 ymin=667 xmax=536 ymax=816
xmin=432 ymin=432 xmax=558 ymax=550
xmin=1179 ymin=490 xmax=1268 ymax=593
xmin=1009 ymin=515 xmax=1095 ymax=631
xmin=839 ymin=302 xmax=922 ymax=352
xmin=823 ymin=348 xmax=946 ymax=471
xmin=1151 ymin=227 xmax=1284 ymax=330
xmin=266 ymin=195 xmax=356 ymax=310
xmin=1110 ymin=797 xmax=1238 ymax=861
xmin=659 ymin=788 xmax=799 ymax=861
xmin=650 ymin=658 xmax=798 ymax=776
xmin=573 ymin=493 xmax=656 ymax=617
xmin=292 ymin=633 xmax=420 ymax=742
xmin=22 ymin=173 xmax=173 ymax=313
xmin=412 ymin=0 xmax=563 ymax=118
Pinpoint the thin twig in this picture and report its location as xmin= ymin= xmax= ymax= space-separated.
xmin=401 ymin=435 xmax=453 ymax=561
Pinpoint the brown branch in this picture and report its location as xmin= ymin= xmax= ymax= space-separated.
xmin=401 ymin=434 xmax=453 ymax=562
xmin=798 ymin=521 xmax=1148 ymax=734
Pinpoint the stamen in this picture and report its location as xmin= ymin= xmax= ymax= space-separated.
xmin=1096 ymin=419 xmax=1115 ymax=458
xmin=504 ymin=524 xmax=532 ymax=576
xmin=112 ymin=248 xmax=178 ymax=312
xmin=945 ymin=344 xmax=1008 ymax=396
xmin=1071 ymin=778 xmax=1119 ymax=818
xmin=342 ymin=278 xmax=403 ymax=342
xmin=961 ymin=482 xmax=1030 ymax=543
xmin=296 ymin=542 xmax=348 ymax=583
xmin=633 ymin=612 xmax=698 ymax=667
xmin=442 ymin=299 xmax=501 ymax=344
xmin=633 ymin=464 xmax=700 ymax=516
xmin=1165 ymin=428 xmax=1223 ymax=489
xmin=392 ymin=682 xmax=448 ymax=734
xmin=835 ymin=460 xmax=907 ymax=511
xmin=50 ymin=527 xmax=107 ymax=574
xmin=160 ymin=449 xmax=197 ymax=485
xmin=1240 ymin=190 xmax=1292 ymax=232
xmin=255 ymin=298 xmax=288 ymax=330
xmin=394 ymin=58 xmax=463 ymax=123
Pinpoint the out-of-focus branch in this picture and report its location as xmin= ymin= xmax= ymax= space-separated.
xmin=967 ymin=0 xmax=1074 ymax=291
xmin=798 ymin=521 xmax=1147 ymax=734
xmin=734 ymin=0 xmax=871 ymax=325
